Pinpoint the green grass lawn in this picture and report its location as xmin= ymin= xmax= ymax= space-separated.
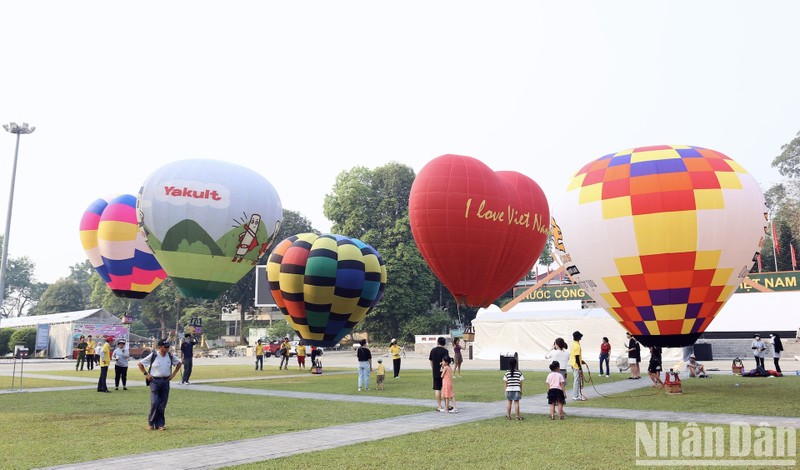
xmin=0 ymin=375 xmax=92 ymax=389
xmin=572 ymin=374 xmax=800 ymax=417
xmin=0 ymin=387 xmax=427 ymax=469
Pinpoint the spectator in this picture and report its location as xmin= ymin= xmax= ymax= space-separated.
xmin=569 ymin=331 xmax=587 ymax=401
xmin=686 ymin=354 xmax=707 ymax=377
xmin=545 ymin=360 xmax=565 ymax=420
xmin=279 ymin=337 xmax=290 ymax=370
xmin=296 ymin=341 xmax=307 ymax=370
xmin=180 ymin=333 xmax=197 ymax=384
xmin=96 ymin=337 xmax=112 ymax=393
xmin=85 ymin=335 xmax=96 ymax=371
xmin=388 ymin=338 xmax=402 ymax=378
xmin=504 ymin=357 xmax=525 ymax=420
xmin=545 ymin=337 xmax=570 ymax=387
xmin=112 ymin=339 xmax=130 ymax=390
xmin=452 ymin=337 xmax=465 ymax=378
xmin=356 ymin=339 xmax=372 ymax=391
xmin=310 ymin=345 xmax=322 ymax=369
xmin=599 ymin=337 xmax=611 ymax=377
xmin=770 ymin=334 xmax=783 ymax=374
xmin=626 ymin=332 xmax=641 ymax=379
xmin=376 ymin=358 xmax=386 ymax=390
xmin=647 ymin=345 xmax=663 ymax=387
xmin=75 ymin=335 xmax=87 ymax=371
xmin=255 ymin=339 xmax=264 ymax=371
xmin=441 ymin=356 xmax=457 ymax=413
xmin=429 ymin=337 xmax=450 ymax=411
xmin=138 ymin=339 xmax=182 ymax=431
xmin=751 ymin=333 xmax=767 ymax=369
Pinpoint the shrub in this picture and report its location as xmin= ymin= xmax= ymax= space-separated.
xmin=8 ymin=327 xmax=36 ymax=353
xmin=0 ymin=328 xmax=13 ymax=355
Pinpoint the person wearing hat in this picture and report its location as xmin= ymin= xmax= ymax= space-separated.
xmin=751 ymin=334 xmax=767 ymax=370
xmin=569 ymin=331 xmax=587 ymax=401
xmin=138 ymin=339 xmax=182 ymax=431
xmin=687 ymin=354 xmax=706 ymax=377
xmin=75 ymin=335 xmax=88 ymax=371
xmin=388 ymin=338 xmax=402 ymax=378
xmin=96 ymin=337 xmax=113 ymax=393
xmin=180 ymin=333 xmax=198 ymax=384
xmin=112 ymin=339 xmax=131 ymax=390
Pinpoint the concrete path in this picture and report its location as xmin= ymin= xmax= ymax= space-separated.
xmin=38 ymin=373 xmax=800 ymax=470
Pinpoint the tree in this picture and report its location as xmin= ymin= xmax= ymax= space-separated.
xmin=276 ymin=209 xmax=319 ymax=240
xmin=0 ymin=250 xmax=44 ymax=318
xmin=67 ymin=260 xmax=96 ymax=307
xmin=0 ymin=328 xmax=13 ymax=355
xmin=323 ymin=163 xmax=436 ymax=341
xmin=772 ymin=130 xmax=800 ymax=179
xmin=29 ymin=279 xmax=85 ymax=315
xmin=8 ymin=327 xmax=36 ymax=353
xmin=399 ymin=304 xmax=452 ymax=342
xmin=537 ymin=233 xmax=555 ymax=273
xmin=776 ymin=220 xmax=798 ymax=271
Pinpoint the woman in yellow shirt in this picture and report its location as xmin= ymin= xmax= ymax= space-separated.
xmin=388 ymin=339 xmax=402 ymax=378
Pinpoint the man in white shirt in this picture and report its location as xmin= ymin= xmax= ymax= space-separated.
xmin=138 ymin=339 xmax=182 ymax=431
xmin=751 ymin=333 xmax=766 ymax=370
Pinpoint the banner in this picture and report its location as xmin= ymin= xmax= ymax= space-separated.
xmin=772 ymin=222 xmax=780 ymax=255
xmin=792 ymin=245 xmax=797 ymax=270
xmin=35 ymin=324 xmax=50 ymax=350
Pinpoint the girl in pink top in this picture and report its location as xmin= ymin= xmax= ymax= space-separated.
xmin=546 ymin=361 xmax=566 ymax=420
xmin=441 ymin=357 xmax=457 ymax=413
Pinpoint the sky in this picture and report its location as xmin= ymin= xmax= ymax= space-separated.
xmin=1 ymin=1 xmax=799 ymax=284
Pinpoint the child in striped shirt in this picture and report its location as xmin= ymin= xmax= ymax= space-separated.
xmin=503 ymin=357 xmax=525 ymax=420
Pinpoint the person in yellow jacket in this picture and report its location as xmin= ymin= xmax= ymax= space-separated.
xmin=569 ymin=331 xmax=587 ymax=401
xmin=85 ymin=335 xmax=96 ymax=371
xmin=97 ymin=337 xmax=113 ymax=393
xmin=255 ymin=339 xmax=264 ymax=371
xmin=388 ymin=339 xmax=402 ymax=378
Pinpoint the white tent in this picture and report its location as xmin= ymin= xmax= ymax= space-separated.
xmin=0 ymin=309 xmax=124 ymax=358
xmin=471 ymin=291 xmax=800 ymax=363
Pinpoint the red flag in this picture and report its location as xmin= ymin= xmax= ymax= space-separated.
xmin=535 ymin=264 xmax=539 ymax=280
xmin=792 ymin=245 xmax=797 ymax=270
xmin=758 ymin=253 xmax=762 ymax=272
xmin=772 ymin=222 xmax=780 ymax=255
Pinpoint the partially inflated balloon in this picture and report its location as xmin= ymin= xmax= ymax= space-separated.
xmin=409 ymin=154 xmax=550 ymax=307
xmin=553 ymin=145 xmax=767 ymax=347
xmin=267 ymin=233 xmax=387 ymax=346
xmin=137 ymin=159 xmax=283 ymax=299
xmin=79 ymin=195 xmax=167 ymax=298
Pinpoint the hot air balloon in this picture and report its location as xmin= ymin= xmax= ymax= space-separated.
xmin=137 ymin=159 xmax=283 ymax=299
xmin=266 ymin=233 xmax=387 ymax=347
xmin=553 ymin=145 xmax=767 ymax=347
xmin=408 ymin=154 xmax=550 ymax=307
xmin=79 ymin=194 xmax=167 ymax=298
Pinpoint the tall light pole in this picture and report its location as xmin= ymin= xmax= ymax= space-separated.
xmin=0 ymin=122 xmax=35 ymax=310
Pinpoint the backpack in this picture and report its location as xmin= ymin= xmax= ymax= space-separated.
xmin=145 ymin=351 xmax=175 ymax=386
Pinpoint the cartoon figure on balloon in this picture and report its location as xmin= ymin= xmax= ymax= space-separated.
xmin=232 ymin=213 xmax=261 ymax=263
xmin=252 ymin=221 xmax=282 ymax=265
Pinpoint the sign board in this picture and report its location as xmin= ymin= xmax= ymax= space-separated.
xmin=254 ymin=265 xmax=277 ymax=307
xmin=35 ymin=324 xmax=50 ymax=350
xmin=513 ymin=271 xmax=800 ymax=303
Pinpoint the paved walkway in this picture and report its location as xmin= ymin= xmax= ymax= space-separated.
xmin=35 ymin=373 xmax=800 ymax=470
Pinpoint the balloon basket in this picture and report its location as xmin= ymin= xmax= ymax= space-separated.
xmin=462 ymin=326 xmax=475 ymax=342
xmin=666 ymin=383 xmax=683 ymax=394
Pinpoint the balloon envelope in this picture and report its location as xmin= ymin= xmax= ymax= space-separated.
xmin=409 ymin=154 xmax=550 ymax=307
xmin=553 ymin=145 xmax=767 ymax=347
xmin=137 ymin=159 xmax=283 ymax=299
xmin=266 ymin=233 xmax=387 ymax=347
xmin=79 ymin=194 xmax=167 ymax=298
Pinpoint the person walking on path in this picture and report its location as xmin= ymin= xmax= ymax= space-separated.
xmin=138 ymin=339 xmax=182 ymax=431
xmin=545 ymin=338 xmax=571 ymax=389
xmin=85 ymin=335 xmax=96 ymax=371
xmin=770 ymin=334 xmax=784 ymax=374
xmin=647 ymin=345 xmax=663 ymax=388
xmin=296 ymin=341 xmax=307 ymax=370
xmin=97 ymin=337 xmax=113 ymax=393
xmin=569 ymin=331 xmax=587 ymax=401
xmin=356 ymin=339 xmax=372 ymax=391
xmin=279 ymin=338 xmax=291 ymax=370
xmin=545 ymin=360 xmax=565 ymax=420
xmin=452 ymin=337 xmax=465 ymax=378
xmin=389 ymin=338 xmax=402 ymax=378
xmin=112 ymin=339 xmax=130 ymax=390
xmin=441 ymin=357 xmax=458 ymax=413
xmin=255 ymin=339 xmax=264 ymax=371
xmin=75 ymin=335 xmax=87 ymax=371
xmin=376 ymin=358 xmax=386 ymax=390
xmin=626 ymin=332 xmax=641 ymax=379
xmin=429 ymin=336 xmax=450 ymax=411
xmin=504 ymin=356 xmax=524 ymax=420
xmin=180 ymin=333 xmax=197 ymax=384
xmin=599 ymin=337 xmax=611 ymax=377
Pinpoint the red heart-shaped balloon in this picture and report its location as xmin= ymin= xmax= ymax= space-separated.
xmin=409 ymin=154 xmax=550 ymax=307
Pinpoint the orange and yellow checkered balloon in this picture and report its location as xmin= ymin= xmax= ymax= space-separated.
xmin=553 ymin=145 xmax=767 ymax=347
